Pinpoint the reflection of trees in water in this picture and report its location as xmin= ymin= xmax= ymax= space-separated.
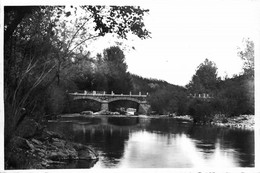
xmin=48 ymin=117 xmax=140 ymax=167
xmin=108 ymin=117 xmax=139 ymax=126
xmin=59 ymin=116 xmax=102 ymax=124
xmin=222 ymin=129 xmax=254 ymax=167
xmin=48 ymin=121 xmax=131 ymax=167
xmin=47 ymin=117 xmax=102 ymax=140
xmin=145 ymin=118 xmax=192 ymax=135
xmin=187 ymin=125 xmax=218 ymax=156
xmin=187 ymin=125 xmax=254 ymax=166
xmin=74 ymin=125 xmax=131 ymax=167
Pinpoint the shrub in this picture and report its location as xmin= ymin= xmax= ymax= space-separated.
xmin=187 ymin=99 xmax=214 ymax=124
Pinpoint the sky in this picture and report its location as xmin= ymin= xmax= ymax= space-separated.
xmin=88 ymin=0 xmax=260 ymax=86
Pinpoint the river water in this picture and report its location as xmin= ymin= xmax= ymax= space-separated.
xmin=47 ymin=115 xmax=254 ymax=168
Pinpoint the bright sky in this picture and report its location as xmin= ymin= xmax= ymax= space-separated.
xmin=89 ymin=0 xmax=260 ymax=86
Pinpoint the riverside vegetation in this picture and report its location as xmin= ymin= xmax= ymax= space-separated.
xmin=4 ymin=6 xmax=151 ymax=169
xmin=4 ymin=6 xmax=254 ymax=169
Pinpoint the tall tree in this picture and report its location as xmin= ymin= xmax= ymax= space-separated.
xmin=4 ymin=7 xmax=59 ymax=142
xmin=237 ymin=38 xmax=254 ymax=77
xmin=186 ymin=59 xmax=220 ymax=94
xmin=102 ymin=46 xmax=133 ymax=93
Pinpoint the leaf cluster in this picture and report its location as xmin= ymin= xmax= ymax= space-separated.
xmin=85 ymin=5 xmax=151 ymax=39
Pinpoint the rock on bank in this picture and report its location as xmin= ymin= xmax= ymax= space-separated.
xmin=5 ymin=128 xmax=98 ymax=169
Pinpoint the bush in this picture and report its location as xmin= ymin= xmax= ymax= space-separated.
xmin=187 ymin=99 xmax=214 ymax=124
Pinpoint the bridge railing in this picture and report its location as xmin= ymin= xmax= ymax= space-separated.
xmin=69 ymin=90 xmax=148 ymax=97
xmin=188 ymin=93 xmax=214 ymax=99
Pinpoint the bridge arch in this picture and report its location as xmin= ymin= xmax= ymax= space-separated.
xmin=107 ymin=97 xmax=145 ymax=104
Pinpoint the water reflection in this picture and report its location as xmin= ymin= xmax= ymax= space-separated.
xmin=47 ymin=116 xmax=254 ymax=168
xmin=108 ymin=117 xmax=139 ymax=126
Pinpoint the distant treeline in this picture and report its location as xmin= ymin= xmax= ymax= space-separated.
xmin=131 ymin=74 xmax=188 ymax=115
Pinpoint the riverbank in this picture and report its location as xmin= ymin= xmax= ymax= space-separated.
xmin=57 ymin=113 xmax=254 ymax=131
xmin=169 ymin=114 xmax=254 ymax=131
xmin=210 ymin=114 xmax=254 ymax=131
xmin=5 ymin=119 xmax=98 ymax=169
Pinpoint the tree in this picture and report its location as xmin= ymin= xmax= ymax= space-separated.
xmin=4 ymin=6 xmax=40 ymax=42
xmin=4 ymin=7 xmax=59 ymax=143
xmin=50 ymin=5 xmax=151 ymax=85
xmin=62 ymin=52 xmax=95 ymax=91
xmin=237 ymin=38 xmax=254 ymax=77
xmin=186 ymin=59 xmax=220 ymax=94
xmin=216 ymin=75 xmax=254 ymax=116
xmin=4 ymin=5 xmax=150 ymax=144
xmin=100 ymin=46 xmax=133 ymax=93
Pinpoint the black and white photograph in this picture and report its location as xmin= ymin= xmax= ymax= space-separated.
xmin=1 ymin=0 xmax=259 ymax=171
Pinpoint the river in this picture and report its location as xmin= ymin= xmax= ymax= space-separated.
xmin=47 ymin=115 xmax=254 ymax=168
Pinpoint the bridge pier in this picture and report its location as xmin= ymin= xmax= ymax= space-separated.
xmin=138 ymin=103 xmax=150 ymax=115
xmin=101 ymin=101 xmax=109 ymax=112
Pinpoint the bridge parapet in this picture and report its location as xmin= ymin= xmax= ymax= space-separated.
xmin=188 ymin=93 xmax=214 ymax=99
xmin=70 ymin=90 xmax=148 ymax=98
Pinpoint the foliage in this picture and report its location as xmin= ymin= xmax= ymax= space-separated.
xmin=62 ymin=52 xmax=94 ymax=91
xmin=83 ymin=6 xmax=151 ymax=39
xmin=215 ymin=74 xmax=254 ymax=116
xmin=131 ymin=74 xmax=170 ymax=94
xmin=101 ymin=46 xmax=133 ymax=93
xmin=131 ymin=75 xmax=188 ymax=115
xmin=187 ymin=99 xmax=214 ymax=124
xmin=186 ymin=53 xmax=254 ymax=122
xmin=186 ymin=59 xmax=220 ymax=94
xmin=63 ymin=46 xmax=133 ymax=94
xmin=4 ymin=5 xmax=150 ymax=144
xmin=4 ymin=6 xmax=58 ymax=142
xmin=237 ymin=38 xmax=254 ymax=76
xmin=187 ymin=74 xmax=254 ymax=123
xmin=147 ymin=88 xmax=188 ymax=115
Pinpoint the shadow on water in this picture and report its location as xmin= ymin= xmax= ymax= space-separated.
xmin=186 ymin=124 xmax=254 ymax=167
xmin=145 ymin=118 xmax=192 ymax=134
xmin=108 ymin=117 xmax=139 ymax=126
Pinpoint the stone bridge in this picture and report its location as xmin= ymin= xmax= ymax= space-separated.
xmin=69 ymin=91 xmax=150 ymax=114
